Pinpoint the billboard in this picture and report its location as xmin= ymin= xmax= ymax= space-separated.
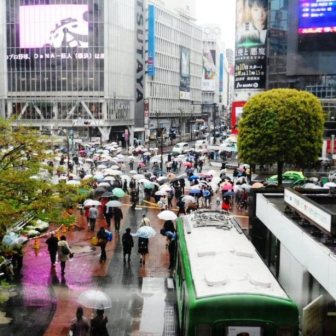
xmin=19 ymin=5 xmax=89 ymax=48
xmin=179 ymin=46 xmax=191 ymax=100
xmin=298 ymin=0 xmax=336 ymax=51
xmin=219 ymin=53 xmax=224 ymax=92
xmin=234 ymin=0 xmax=268 ymax=90
xmin=147 ymin=4 xmax=156 ymax=77
xmin=202 ymin=47 xmax=216 ymax=91
xmin=6 ymin=1 xmax=104 ymax=92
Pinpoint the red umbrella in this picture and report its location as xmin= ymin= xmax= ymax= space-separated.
xmin=182 ymin=161 xmax=193 ymax=167
xmin=222 ymin=183 xmax=233 ymax=191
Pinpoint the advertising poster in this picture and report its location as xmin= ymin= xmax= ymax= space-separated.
xmin=179 ymin=46 xmax=191 ymax=100
xmin=219 ymin=53 xmax=224 ymax=92
xmin=6 ymin=1 xmax=104 ymax=92
xmin=147 ymin=4 xmax=156 ymax=77
xmin=234 ymin=0 xmax=268 ymax=90
xmin=202 ymin=47 xmax=216 ymax=91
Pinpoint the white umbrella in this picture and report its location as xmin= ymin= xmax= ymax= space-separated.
xmin=84 ymin=199 xmax=101 ymax=207
xmin=93 ymin=173 xmax=104 ymax=180
xmin=111 ymin=165 xmax=120 ymax=170
xmin=116 ymin=154 xmax=125 ymax=159
xmin=131 ymin=226 xmax=156 ymax=239
xmin=129 ymin=170 xmax=137 ymax=175
xmin=155 ymin=190 xmax=167 ymax=196
xmin=106 ymin=200 xmax=123 ymax=207
xmin=66 ymin=180 xmax=81 ymax=185
xmin=133 ymin=174 xmax=146 ymax=180
xmin=103 ymin=176 xmax=115 ymax=181
xmin=78 ymin=289 xmax=112 ymax=309
xmin=160 ymin=184 xmax=173 ymax=191
xmin=97 ymin=164 xmax=107 ymax=169
xmin=158 ymin=210 xmax=177 ymax=221
xmin=83 ymin=174 xmax=93 ymax=180
xmin=182 ymin=195 xmax=196 ymax=203
xmin=108 ymin=170 xmax=122 ymax=176
xmin=138 ymin=178 xmax=151 ymax=184
xmin=98 ymin=182 xmax=111 ymax=188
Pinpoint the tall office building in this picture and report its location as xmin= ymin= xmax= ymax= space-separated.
xmin=145 ymin=1 xmax=203 ymax=141
xmin=1 ymin=0 xmax=146 ymax=144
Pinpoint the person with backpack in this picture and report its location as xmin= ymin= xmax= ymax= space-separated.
xmin=97 ymin=227 xmax=109 ymax=263
xmin=57 ymin=235 xmax=72 ymax=277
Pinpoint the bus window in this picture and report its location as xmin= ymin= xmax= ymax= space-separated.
xmin=195 ymin=324 xmax=212 ymax=336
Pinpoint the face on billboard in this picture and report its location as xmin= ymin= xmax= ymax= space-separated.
xmin=19 ymin=5 xmax=89 ymax=49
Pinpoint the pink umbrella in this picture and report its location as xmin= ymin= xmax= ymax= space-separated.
xmin=182 ymin=162 xmax=193 ymax=167
xmin=222 ymin=183 xmax=233 ymax=191
xmin=138 ymin=162 xmax=146 ymax=167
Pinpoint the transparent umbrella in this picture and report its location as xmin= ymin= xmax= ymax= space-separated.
xmin=77 ymin=289 xmax=112 ymax=309
xmin=158 ymin=210 xmax=177 ymax=221
xmin=131 ymin=226 xmax=156 ymax=239
xmin=106 ymin=200 xmax=123 ymax=207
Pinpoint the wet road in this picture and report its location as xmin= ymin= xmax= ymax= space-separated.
xmin=0 ymin=199 xmax=179 ymax=336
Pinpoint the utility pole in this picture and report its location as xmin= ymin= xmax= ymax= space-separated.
xmin=155 ymin=111 xmax=164 ymax=172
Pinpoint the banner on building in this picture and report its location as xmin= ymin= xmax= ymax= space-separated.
xmin=147 ymin=5 xmax=156 ymax=76
xmin=234 ymin=0 xmax=268 ymax=90
xmin=135 ymin=0 xmax=145 ymax=128
xmin=202 ymin=47 xmax=216 ymax=91
xmin=219 ymin=53 xmax=224 ymax=92
xmin=179 ymin=46 xmax=191 ymax=100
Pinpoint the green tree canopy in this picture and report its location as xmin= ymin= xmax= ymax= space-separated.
xmin=237 ymin=89 xmax=325 ymax=184
xmin=0 ymin=119 xmax=86 ymax=236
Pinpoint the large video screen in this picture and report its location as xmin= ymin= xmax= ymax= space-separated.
xmin=298 ymin=0 xmax=336 ymax=51
xmin=6 ymin=0 xmax=104 ymax=92
xmin=19 ymin=5 xmax=89 ymax=49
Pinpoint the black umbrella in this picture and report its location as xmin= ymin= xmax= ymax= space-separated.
xmin=101 ymin=191 xmax=114 ymax=198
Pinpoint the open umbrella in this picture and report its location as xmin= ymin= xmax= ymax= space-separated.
xmin=158 ymin=210 xmax=177 ymax=221
xmin=131 ymin=226 xmax=156 ymax=238
xmin=189 ymin=175 xmax=200 ymax=180
xmin=182 ymin=161 xmax=193 ymax=167
xmin=144 ymin=182 xmax=154 ymax=189
xmin=189 ymin=188 xmax=202 ymax=195
xmin=84 ymin=199 xmax=101 ymax=207
xmin=112 ymin=188 xmax=125 ymax=198
xmin=106 ymin=200 xmax=123 ymax=207
xmin=155 ymin=190 xmax=167 ymax=196
xmin=182 ymin=195 xmax=196 ymax=203
xmin=78 ymin=289 xmax=112 ymax=309
xmin=101 ymin=191 xmax=114 ymax=198
xmin=252 ymin=182 xmax=264 ymax=189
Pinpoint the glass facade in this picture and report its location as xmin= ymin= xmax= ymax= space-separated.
xmin=267 ymin=0 xmax=336 ymax=118
xmin=6 ymin=0 xmax=104 ymax=93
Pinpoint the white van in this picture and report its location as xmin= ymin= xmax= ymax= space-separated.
xmin=194 ymin=140 xmax=208 ymax=153
xmin=172 ymin=142 xmax=190 ymax=154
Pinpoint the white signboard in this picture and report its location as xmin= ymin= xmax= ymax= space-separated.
xmin=284 ymin=189 xmax=332 ymax=233
xmin=228 ymin=326 xmax=261 ymax=336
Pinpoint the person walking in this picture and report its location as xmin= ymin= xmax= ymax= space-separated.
xmin=138 ymin=236 xmax=149 ymax=265
xmin=139 ymin=213 xmax=150 ymax=227
xmin=122 ymin=228 xmax=134 ymax=263
xmin=90 ymin=309 xmax=109 ymax=336
xmin=57 ymin=235 xmax=72 ymax=277
xmin=69 ymin=306 xmax=89 ymax=336
xmin=166 ymin=231 xmax=177 ymax=270
xmin=112 ymin=207 xmax=123 ymax=232
xmin=130 ymin=188 xmax=138 ymax=210
xmin=45 ymin=233 xmax=59 ymax=267
xmin=88 ymin=205 xmax=98 ymax=232
xmin=97 ymin=227 xmax=109 ymax=263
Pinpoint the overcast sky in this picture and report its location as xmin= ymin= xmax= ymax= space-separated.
xmin=195 ymin=0 xmax=236 ymax=50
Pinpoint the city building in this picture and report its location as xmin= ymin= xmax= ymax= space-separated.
xmin=1 ymin=0 xmax=146 ymax=145
xmin=233 ymin=0 xmax=336 ymax=145
xmin=144 ymin=1 xmax=203 ymax=143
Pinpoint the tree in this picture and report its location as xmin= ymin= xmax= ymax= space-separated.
xmin=237 ymin=89 xmax=325 ymax=185
xmin=0 ymin=119 xmax=84 ymax=236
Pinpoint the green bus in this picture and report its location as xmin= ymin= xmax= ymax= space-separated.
xmin=174 ymin=210 xmax=299 ymax=336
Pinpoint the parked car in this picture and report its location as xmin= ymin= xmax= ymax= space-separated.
xmin=172 ymin=142 xmax=190 ymax=155
xmin=194 ymin=140 xmax=208 ymax=153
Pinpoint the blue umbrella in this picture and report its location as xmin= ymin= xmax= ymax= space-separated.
xmin=131 ymin=226 xmax=156 ymax=239
xmin=189 ymin=175 xmax=200 ymax=180
xmin=189 ymin=188 xmax=202 ymax=194
xmin=223 ymin=191 xmax=235 ymax=197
